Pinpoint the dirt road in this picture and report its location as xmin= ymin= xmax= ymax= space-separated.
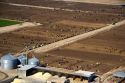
xmin=25 ymin=20 xmax=125 ymax=54
xmin=100 ymin=67 xmax=125 ymax=83
xmin=0 ymin=2 xmax=123 ymax=16
xmin=0 ymin=71 xmax=8 ymax=81
xmin=0 ymin=22 xmax=41 ymax=34
xmin=56 ymin=0 xmax=125 ymax=5
xmin=0 ymin=2 xmax=93 ymax=13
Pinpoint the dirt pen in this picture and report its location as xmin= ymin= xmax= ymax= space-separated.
xmin=40 ymin=23 xmax=125 ymax=75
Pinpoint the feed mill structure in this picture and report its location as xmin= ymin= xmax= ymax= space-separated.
xmin=18 ymin=54 xmax=40 ymax=66
xmin=17 ymin=57 xmax=40 ymax=78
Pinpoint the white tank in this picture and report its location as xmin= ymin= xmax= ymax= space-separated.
xmin=1 ymin=54 xmax=18 ymax=70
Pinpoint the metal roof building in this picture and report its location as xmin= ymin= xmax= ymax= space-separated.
xmin=73 ymin=70 xmax=96 ymax=82
xmin=17 ymin=65 xmax=36 ymax=78
xmin=0 ymin=53 xmax=18 ymax=69
xmin=113 ymin=71 xmax=125 ymax=78
xmin=74 ymin=70 xmax=95 ymax=78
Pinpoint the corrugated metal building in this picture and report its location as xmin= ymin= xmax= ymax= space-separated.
xmin=73 ymin=70 xmax=96 ymax=82
xmin=113 ymin=71 xmax=125 ymax=78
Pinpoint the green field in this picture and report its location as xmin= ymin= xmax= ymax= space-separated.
xmin=0 ymin=19 xmax=20 ymax=27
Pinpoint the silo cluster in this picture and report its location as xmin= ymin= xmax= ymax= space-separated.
xmin=18 ymin=54 xmax=40 ymax=66
xmin=0 ymin=53 xmax=40 ymax=70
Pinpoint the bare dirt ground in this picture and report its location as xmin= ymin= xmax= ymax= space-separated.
xmin=32 ymin=20 xmax=125 ymax=54
xmin=0 ymin=3 xmax=124 ymax=24
xmin=57 ymin=20 xmax=106 ymax=29
xmin=100 ymin=66 xmax=125 ymax=83
xmin=56 ymin=0 xmax=125 ymax=5
xmin=77 ymin=24 xmax=125 ymax=56
xmin=0 ymin=1 xmax=124 ymax=55
xmin=37 ymin=24 xmax=125 ymax=75
xmin=0 ymin=0 xmax=125 ymax=15
xmin=0 ymin=22 xmax=40 ymax=34
xmin=0 ymin=71 xmax=8 ymax=81
xmin=0 ymin=24 xmax=96 ymax=55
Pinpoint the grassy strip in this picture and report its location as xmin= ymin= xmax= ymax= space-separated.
xmin=0 ymin=19 xmax=20 ymax=27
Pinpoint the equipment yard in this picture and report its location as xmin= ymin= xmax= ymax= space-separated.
xmin=0 ymin=0 xmax=125 ymax=83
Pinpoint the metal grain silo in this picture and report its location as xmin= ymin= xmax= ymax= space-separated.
xmin=18 ymin=54 xmax=27 ymax=65
xmin=1 ymin=53 xmax=18 ymax=69
xmin=28 ymin=57 xmax=39 ymax=66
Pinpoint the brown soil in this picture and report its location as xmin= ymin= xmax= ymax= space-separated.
xmin=57 ymin=20 xmax=106 ymax=29
xmin=0 ymin=23 xmax=97 ymax=55
xmin=0 ymin=2 xmax=125 ymax=24
xmin=0 ymin=0 xmax=125 ymax=14
xmin=77 ymin=24 xmax=125 ymax=56
xmin=39 ymin=24 xmax=125 ymax=75
xmin=56 ymin=0 xmax=125 ymax=5
xmin=0 ymin=71 xmax=7 ymax=81
xmin=0 ymin=1 xmax=123 ymax=55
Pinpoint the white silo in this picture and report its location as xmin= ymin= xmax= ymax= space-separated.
xmin=1 ymin=53 xmax=18 ymax=69
xmin=28 ymin=57 xmax=40 ymax=66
